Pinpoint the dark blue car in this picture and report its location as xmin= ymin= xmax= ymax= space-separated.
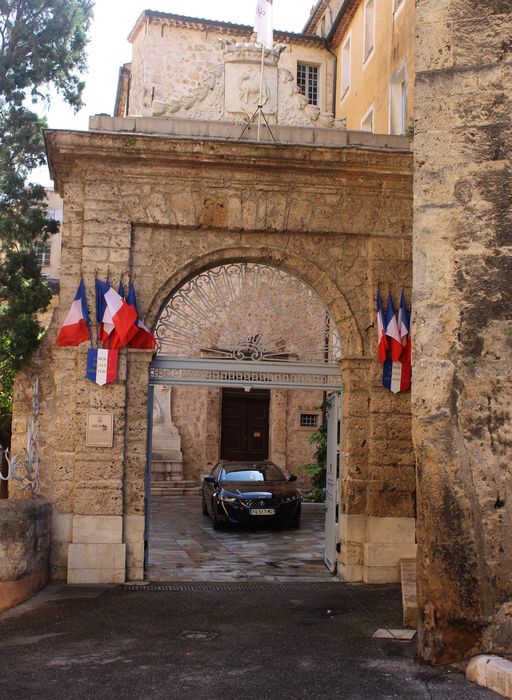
xmin=202 ymin=461 xmax=301 ymax=530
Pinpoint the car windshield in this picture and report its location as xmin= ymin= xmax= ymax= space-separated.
xmin=220 ymin=463 xmax=285 ymax=482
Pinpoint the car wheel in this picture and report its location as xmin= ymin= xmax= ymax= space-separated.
xmin=291 ymin=505 xmax=301 ymax=529
xmin=212 ymin=499 xmax=224 ymax=530
xmin=201 ymin=493 xmax=208 ymax=516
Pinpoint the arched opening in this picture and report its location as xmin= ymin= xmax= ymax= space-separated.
xmin=145 ymin=261 xmax=345 ymax=581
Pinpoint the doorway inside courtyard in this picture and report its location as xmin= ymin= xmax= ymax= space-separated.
xmin=144 ymin=262 xmax=343 ymax=582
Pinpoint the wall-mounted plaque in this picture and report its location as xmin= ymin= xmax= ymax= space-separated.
xmin=86 ymin=413 xmax=114 ymax=448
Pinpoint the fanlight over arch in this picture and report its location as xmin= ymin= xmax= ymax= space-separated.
xmin=155 ymin=263 xmax=341 ymax=365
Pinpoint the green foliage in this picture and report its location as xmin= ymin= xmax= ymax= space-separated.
xmin=0 ymin=0 xmax=94 ymax=437
xmin=300 ymin=403 xmax=327 ymax=502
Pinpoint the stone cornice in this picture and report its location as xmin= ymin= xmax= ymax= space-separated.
xmin=44 ymin=125 xmax=412 ymax=193
xmin=128 ymin=10 xmax=325 ymax=48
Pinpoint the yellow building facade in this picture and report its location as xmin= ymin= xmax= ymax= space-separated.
xmin=304 ymin=0 xmax=415 ymax=134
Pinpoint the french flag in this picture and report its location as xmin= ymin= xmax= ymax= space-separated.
xmin=385 ymin=291 xmax=403 ymax=362
xmin=96 ymin=279 xmax=137 ymax=348
xmin=56 ymin=280 xmax=91 ymax=347
xmin=398 ymin=290 xmax=412 ymax=391
xmin=127 ymin=283 xmax=156 ymax=350
xmin=376 ymin=291 xmax=388 ymax=364
xmin=103 ymin=282 xmax=138 ymax=349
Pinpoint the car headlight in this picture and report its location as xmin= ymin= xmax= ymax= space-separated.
xmin=219 ymin=494 xmax=238 ymax=503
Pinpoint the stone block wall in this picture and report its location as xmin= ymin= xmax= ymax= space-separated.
xmin=414 ymin=0 xmax=512 ymax=664
xmin=0 ymin=497 xmax=51 ymax=612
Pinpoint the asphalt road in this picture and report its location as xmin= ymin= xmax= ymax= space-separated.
xmin=0 ymin=582 xmax=499 ymax=700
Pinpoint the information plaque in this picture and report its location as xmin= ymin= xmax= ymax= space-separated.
xmin=86 ymin=413 xmax=114 ymax=448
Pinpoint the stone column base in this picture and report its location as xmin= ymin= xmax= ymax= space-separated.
xmin=339 ymin=515 xmax=417 ymax=584
xmin=67 ymin=515 xmax=126 ymax=584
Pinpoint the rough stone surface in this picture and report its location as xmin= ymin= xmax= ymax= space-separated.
xmin=414 ymin=0 xmax=512 ymax=665
xmin=0 ymin=497 xmax=51 ymax=582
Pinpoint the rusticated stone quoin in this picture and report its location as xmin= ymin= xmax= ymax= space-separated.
xmin=414 ymin=0 xmax=512 ymax=665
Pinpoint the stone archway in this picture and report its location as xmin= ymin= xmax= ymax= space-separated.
xmin=148 ymin=259 xmax=345 ymax=489
xmin=11 ymin=125 xmax=413 ymax=586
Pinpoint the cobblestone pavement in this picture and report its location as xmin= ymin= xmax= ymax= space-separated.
xmin=148 ymin=497 xmax=334 ymax=582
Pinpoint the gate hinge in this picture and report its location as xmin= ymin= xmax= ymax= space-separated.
xmin=336 ymin=542 xmax=341 ymax=553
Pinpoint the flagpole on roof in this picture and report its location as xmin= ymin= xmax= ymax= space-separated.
xmin=257 ymin=42 xmax=265 ymax=142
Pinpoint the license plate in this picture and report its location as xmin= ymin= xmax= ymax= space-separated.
xmin=250 ymin=508 xmax=275 ymax=516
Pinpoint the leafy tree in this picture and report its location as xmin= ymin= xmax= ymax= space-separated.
xmin=0 ymin=0 xmax=94 ymax=445
xmin=300 ymin=400 xmax=328 ymax=502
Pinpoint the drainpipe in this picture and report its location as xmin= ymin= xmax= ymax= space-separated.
xmin=325 ymin=41 xmax=338 ymax=117
xmin=319 ymin=1 xmax=338 ymax=116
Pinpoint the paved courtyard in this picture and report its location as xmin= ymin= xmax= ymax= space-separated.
xmin=148 ymin=497 xmax=333 ymax=582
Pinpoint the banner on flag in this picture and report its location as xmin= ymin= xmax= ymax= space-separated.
xmin=86 ymin=348 xmax=118 ymax=386
xmin=56 ymin=280 xmax=91 ymax=347
xmin=254 ymin=0 xmax=273 ymax=49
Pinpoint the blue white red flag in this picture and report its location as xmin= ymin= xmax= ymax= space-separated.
xmin=399 ymin=291 xmax=411 ymax=392
xmin=56 ymin=280 xmax=91 ymax=346
xmin=96 ymin=279 xmax=138 ymax=349
xmin=86 ymin=348 xmax=118 ymax=386
xmin=254 ymin=0 xmax=273 ymax=49
xmin=376 ymin=291 xmax=389 ymax=364
xmin=127 ymin=283 xmax=156 ymax=350
xmin=385 ymin=291 xmax=403 ymax=362
xmin=398 ymin=289 xmax=410 ymax=349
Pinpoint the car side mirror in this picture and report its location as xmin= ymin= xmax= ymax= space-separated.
xmin=288 ymin=474 xmax=298 ymax=482
xmin=203 ymin=475 xmax=215 ymax=483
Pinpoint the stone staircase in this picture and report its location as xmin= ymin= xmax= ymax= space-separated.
xmin=151 ymin=479 xmax=201 ymax=497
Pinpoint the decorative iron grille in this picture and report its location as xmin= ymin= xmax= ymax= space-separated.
xmin=155 ymin=263 xmax=341 ymax=365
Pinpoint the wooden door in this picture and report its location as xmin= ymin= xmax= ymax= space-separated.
xmin=221 ymin=389 xmax=270 ymax=461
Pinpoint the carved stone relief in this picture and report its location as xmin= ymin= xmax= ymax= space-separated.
xmin=152 ymin=40 xmax=345 ymax=130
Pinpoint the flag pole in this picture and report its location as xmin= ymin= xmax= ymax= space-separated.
xmin=257 ymin=42 xmax=265 ymax=142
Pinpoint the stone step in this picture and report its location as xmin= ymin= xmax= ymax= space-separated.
xmin=150 ymin=480 xmax=198 ymax=488
xmin=151 ymin=488 xmax=201 ymax=497
xmin=400 ymin=558 xmax=418 ymax=629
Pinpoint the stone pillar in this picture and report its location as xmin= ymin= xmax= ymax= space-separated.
xmin=339 ymin=358 xmax=416 ymax=584
xmin=269 ymin=390 xmax=287 ymax=468
xmin=414 ymin=1 xmax=512 ymax=663
xmin=123 ymin=350 xmax=154 ymax=582
xmin=66 ymin=348 xmax=129 ymax=584
xmin=204 ymin=388 xmax=221 ymax=472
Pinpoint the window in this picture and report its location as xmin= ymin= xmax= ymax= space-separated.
xmin=363 ymin=0 xmax=375 ymax=63
xmin=389 ymin=62 xmax=408 ymax=134
xmin=341 ymin=34 xmax=351 ymax=99
xmin=35 ymin=242 xmax=51 ymax=267
xmin=300 ymin=414 xmax=318 ymax=428
xmin=361 ymin=107 xmax=374 ymax=132
xmin=297 ymin=63 xmax=319 ymax=106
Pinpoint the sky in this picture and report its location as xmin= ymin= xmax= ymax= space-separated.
xmin=34 ymin=0 xmax=318 ymax=185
